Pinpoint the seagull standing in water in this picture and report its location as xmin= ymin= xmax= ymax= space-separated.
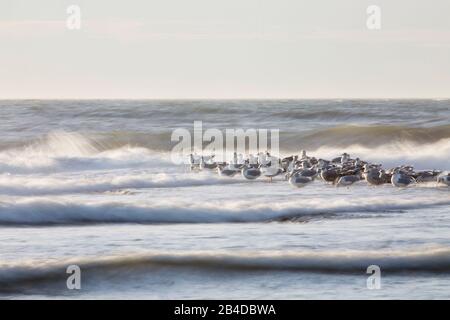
xmin=320 ymin=165 xmax=340 ymax=183
xmin=391 ymin=167 xmax=416 ymax=187
xmin=288 ymin=162 xmax=318 ymax=188
xmin=261 ymin=157 xmax=284 ymax=182
xmin=363 ymin=164 xmax=390 ymax=186
xmin=241 ymin=164 xmax=262 ymax=180
xmin=289 ymin=173 xmax=314 ymax=188
xmin=217 ymin=163 xmax=239 ymax=177
xmin=188 ymin=154 xmax=201 ymax=171
xmin=437 ymin=172 xmax=450 ymax=186
xmin=335 ymin=173 xmax=362 ymax=187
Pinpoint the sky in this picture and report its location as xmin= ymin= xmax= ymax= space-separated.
xmin=1 ymin=0 xmax=450 ymax=99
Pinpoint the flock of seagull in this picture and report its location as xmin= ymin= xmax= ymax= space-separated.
xmin=188 ymin=151 xmax=450 ymax=188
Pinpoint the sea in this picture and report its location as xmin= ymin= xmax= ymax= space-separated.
xmin=0 ymin=99 xmax=449 ymax=299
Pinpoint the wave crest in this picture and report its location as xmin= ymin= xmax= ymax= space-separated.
xmin=283 ymin=124 xmax=450 ymax=149
xmin=2 ymin=247 xmax=450 ymax=290
xmin=0 ymin=197 xmax=449 ymax=226
xmin=0 ymin=125 xmax=449 ymax=173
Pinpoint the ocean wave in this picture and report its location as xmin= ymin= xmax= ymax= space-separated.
xmin=282 ymin=124 xmax=450 ymax=149
xmin=304 ymin=138 xmax=450 ymax=170
xmin=1 ymin=247 xmax=450 ymax=290
xmin=0 ymin=197 xmax=449 ymax=226
xmin=274 ymin=110 xmax=380 ymax=121
xmin=0 ymin=137 xmax=172 ymax=174
xmin=0 ymin=126 xmax=449 ymax=173
xmin=2 ymin=124 xmax=450 ymax=154
xmin=0 ymin=172 xmax=243 ymax=196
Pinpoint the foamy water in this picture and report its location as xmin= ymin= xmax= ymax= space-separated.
xmin=0 ymin=100 xmax=449 ymax=299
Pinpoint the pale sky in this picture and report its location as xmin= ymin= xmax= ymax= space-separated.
xmin=1 ymin=0 xmax=450 ymax=99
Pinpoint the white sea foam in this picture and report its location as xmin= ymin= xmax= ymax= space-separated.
xmin=1 ymin=130 xmax=450 ymax=173
xmin=0 ymin=196 xmax=449 ymax=226
xmin=0 ymin=144 xmax=448 ymax=177
xmin=0 ymin=172 xmax=244 ymax=196
xmin=0 ymin=146 xmax=171 ymax=174
xmin=306 ymin=138 xmax=450 ymax=170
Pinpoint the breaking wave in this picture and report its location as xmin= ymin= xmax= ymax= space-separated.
xmin=2 ymin=124 xmax=450 ymax=153
xmin=279 ymin=125 xmax=450 ymax=169
xmin=0 ymin=172 xmax=244 ymax=196
xmin=0 ymin=125 xmax=449 ymax=173
xmin=1 ymin=247 xmax=450 ymax=291
xmin=0 ymin=132 xmax=172 ymax=174
xmin=0 ymin=197 xmax=449 ymax=226
xmin=283 ymin=124 xmax=450 ymax=149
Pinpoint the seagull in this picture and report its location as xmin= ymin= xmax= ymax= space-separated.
xmin=289 ymin=172 xmax=314 ymax=188
xmin=242 ymin=165 xmax=262 ymax=180
xmin=189 ymin=154 xmax=201 ymax=171
xmin=437 ymin=172 xmax=450 ymax=186
xmin=261 ymin=158 xmax=284 ymax=182
xmin=217 ymin=164 xmax=239 ymax=177
xmin=414 ymin=170 xmax=442 ymax=183
xmin=391 ymin=168 xmax=416 ymax=187
xmin=297 ymin=162 xmax=319 ymax=179
xmin=336 ymin=173 xmax=361 ymax=187
xmin=363 ymin=165 xmax=390 ymax=186
xmin=200 ymin=157 xmax=218 ymax=170
xmin=320 ymin=166 xmax=340 ymax=183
